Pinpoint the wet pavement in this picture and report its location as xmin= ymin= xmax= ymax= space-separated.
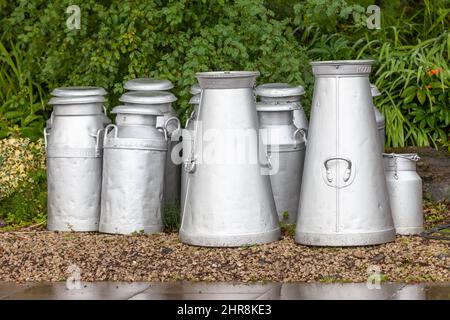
xmin=0 ymin=281 xmax=449 ymax=300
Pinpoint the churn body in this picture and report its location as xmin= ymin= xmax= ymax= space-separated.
xmin=99 ymin=105 xmax=168 ymax=234
xmin=383 ymin=153 xmax=423 ymax=235
xmin=180 ymin=71 xmax=280 ymax=247
xmin=295 ymin=61 xmax=395 ymax=246
xmin=46 ymin=87 xmax=108 ymax=231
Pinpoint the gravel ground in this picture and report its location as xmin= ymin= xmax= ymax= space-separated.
xmin=0 ymin=231 xmax=448 ymax=283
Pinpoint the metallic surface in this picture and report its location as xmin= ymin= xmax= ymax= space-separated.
xmin=181 ymin=88 xmax=201 ymax=213
xmin=295 ymin=60 xmax=395 ymax=246
xmin=257 ymin=102 xmax=306 ymax=224
xmin=123 ymin=78 xmax=173 ymax=91
xmin=46 ymin=89 xmax=107 ymax=231
xmin=383 ymin=153 xmax=423 ymax=235
xmin=255 ymin=83 xmax=308 ymax=132
xmin=99 ymin=106 xmax=167 ymax=235
xmin=180 ymin=71 xmax=280 ymax=247
xmin=370 ymin=84 xmax=385 ymax=151
xmin=122 ymin=82 xmax=181 ymax=206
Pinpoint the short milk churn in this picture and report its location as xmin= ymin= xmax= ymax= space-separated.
xmin=123 ymin=78 xmax=181 ymax=206
xmin=255 ymin=83 xmax=308 ymax=132
xmin=180 ymin=71 xmax=280 ymax=247
xmin=99 ymin=105 xmax=168 ymax=235
xmin=257 ymin=102 xmax=306 ymax=224
xmin=45 ymin=87 xmax=108 ymax=231
xmin=295 ymin=60 xmax=395 ymax=246
xmin=370 ymin=83 xmax=385 ymax=151
xmin=181 ymin=85 xmax=201 ymax=214
xmin=383 ymin=153 xmax=423 ymax=235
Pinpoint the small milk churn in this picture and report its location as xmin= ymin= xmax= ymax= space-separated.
xmin=370 ymin=83 xmax=385 ymax=151
xmin=180 ymin=71 xmax=281 ymax=247
xmin=383 ymin=153 xmax=423 ymax=235
xmin=99 ymin=105 xmax=168 ymax=235
xmin=123 ymin=78 xmax=181 ymax=206
xmin=257 ymin=102 xmax=306 ymax=224
xmin=255 ymin=83 xmax=308 ymax=132
xmin=181 ymin=85 xmax=201 ymax=214
xmin=45 ymin=87 xmax=108 ymax=231
xmin=295 ymin=60 xmax=395 ymax=246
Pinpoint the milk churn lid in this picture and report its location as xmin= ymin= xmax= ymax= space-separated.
xmin=370 ymin=84 xmax=381 ymax=97
xmin=255 ymin=83 xmax=305 ymax=98
xmin=256 ymin=102 xmax=300 ymax=112
xmin=123 ymin=78 xmax=174 ymax=91
xmin=189 ymin=95 xmax=201 ymax=105
xmin=51 ymin=86 xmax=107 ymax=97
xmin=190 ymin=84 xmax=201 ymax=95
xmin=196 ymin=71 xmax=259 ymax=89
xmin=111 ymin=105 xmax=163 ymax=116
xmin=119 ymin=91 xmax=177 ymax=104
xmin=48 ymin=95 xmax=106 ymax=105
xmin=310 ymin=60 xmax=374 ymax=76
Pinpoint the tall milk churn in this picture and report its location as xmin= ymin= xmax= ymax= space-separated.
xmin=383 ymin=153 xmax=423 ymax=235
xmin=180 ymin=71 xmax=280 ymax=247
xmin=123 ymin=78 xmax=181 ymax=206
xmin=45 ymin=87 xmax=108 ymax=231
xmin=370 ymin=84 xmax=385 ymax=151
xmin=181 ymin=85 xmax=201 ymax=214
xmin=295 ymin=60 xmax=395 ymax=246
xmin=255 ymin=83 xmax=308 ymax=133
xmin=257 ymin=102 xmax=306 ymax=224
xmin=99 ymin=105 xmax=168 ymax=235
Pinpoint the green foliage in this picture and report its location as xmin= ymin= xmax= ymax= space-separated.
xmin=1 ymin=0 xmax=312 ymax=125
xmin=164 ymin=202 xmax=180 ymax=233
xmin=0 ymin=168 xmax=47 ymax=230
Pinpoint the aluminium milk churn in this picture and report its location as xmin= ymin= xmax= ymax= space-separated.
xmin=99 ymin=105 xmax=168 ymax=235
xmin=123 ymin=78 xmax=181 ymax=206
xmin=295 ymin=60 xmax=395 ymax=246
xmin=255 ymin=83 xmax=308 ymax=133
xmin=257 ymin=102 xmax=306 ymax=224
xmin=180 ymin=71 xmax=280 ymax=247
xmin=370 ymin=83 xmax=385 ymax=151
xmin=181 ymin=85 xmax=201 ymax=214
xmin=383 ymin=153 xmax=423 ymax=235
xmin=45 ymin=87 xmax=108 ymax=231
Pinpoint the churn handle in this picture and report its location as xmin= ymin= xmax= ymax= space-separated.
xmin=164 ymin=116 xmax=181 ymax=141
xmin=43 ymin=127 xmax=50 ymax=149
xmin=183 ymin=158 xmax=196 ymax=174
xmin=293 ymin=128 xmax=307 ymax=146
xmin=261 ymin=153 xmax=272 ymax=170
xmin=324 ymin=157 xmax=352 ymax=183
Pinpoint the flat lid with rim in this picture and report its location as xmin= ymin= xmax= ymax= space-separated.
xmin=255 ymin=83 xmax=305 ymax=98
xmin=256 ymin=102 xmax=300 ymax=112
xmin=51 ymin=87 xmax=107 ymax=97
xmin=189 ymin=95 xmax=200 ymax=105
xmin=370 ymin=84 xmax=381 ymax=97
xmin=123 ymin=78 xmax=174 ymax=91
xmin=49 ymin=95 xmax=105 ymax=105
xmin=196 ymin=71 xmax=259 ymax=89
xmin=119 ymin=91 xmax=177 ymax=104
xmin=310 ymin=60 xmax=374 ymax=76
xmin=190 ymin=84 xmax=201 ymax=95
xmin=112 ymin=105 xmax=163 ymax=116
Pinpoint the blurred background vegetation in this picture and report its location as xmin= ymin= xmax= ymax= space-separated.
xmin=0 ymin=0 xmax=449 ymax=228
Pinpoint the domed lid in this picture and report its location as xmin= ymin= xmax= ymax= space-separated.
xmin=370 ymin=84 xmax=381 ymax=97
xmin=190 ymin=84 xmax=201 ymax=95
xmin=111 ymin=105 xmax=163 ymax=116
xmin=256 ymin=102 xmax=300 ymax=112
xmin=48 ymin=95 xmax=105 ymax=105
xmin=311 ymin=60 xmax=374 ymax=76
xmin=51 ymin=86 xmax=107 ymax=97
xmin=189 ymin=95 xmax=201 ymax=105
xmin=196 ymin=71 xmax=259 ymax=89
xmin=119 ymin=91 xmax=177 ymax=104
xmin=255 ymin=83 xmax=305 ymax=98
xmin=123 ymin=78 xmax=174 ymax=91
